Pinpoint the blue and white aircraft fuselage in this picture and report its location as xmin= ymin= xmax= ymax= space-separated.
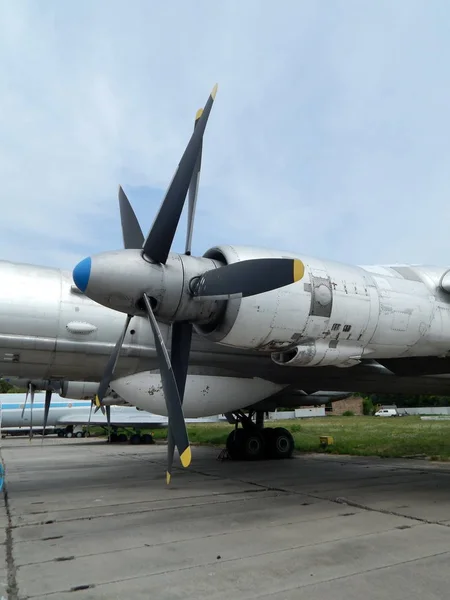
xmin=0 ymin=393 xmax=223 ymax=432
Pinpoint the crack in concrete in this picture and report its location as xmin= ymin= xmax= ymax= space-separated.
xmin=185 ymin=461 xmax=450 ymax=528
xmin=14 ymin=490 xmax=278 ymax=529
xmin=22 ymin=520 xmax=424 ymax=599
xmin=253 ymin=549 xmax=450 ymax=599
xmin=1 ymin=454 xmax=18 ymax=600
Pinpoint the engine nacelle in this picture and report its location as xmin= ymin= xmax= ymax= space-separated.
xmin=111 ymin=373 xmax=286 ymax=417
xmin=1 ymin=377 xmax=53 ymax=390
xmin=196 ymin=245 xmax=382 ymax=360
xmin=196 ymin=245 xmax=312 ymax=351
xmin=271 ymin=341 xmax=363 ymax=368
xmin=60 ymin=381 xmax=99 ymax=399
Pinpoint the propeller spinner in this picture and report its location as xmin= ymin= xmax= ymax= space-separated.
xmin=72 ymin=85 xmax=304 ymax=482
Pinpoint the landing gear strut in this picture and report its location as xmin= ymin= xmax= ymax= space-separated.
xmin=225 ymin=410 xmax=294 ymax=461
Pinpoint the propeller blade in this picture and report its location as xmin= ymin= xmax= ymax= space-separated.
xmin=94 ymin=314 xmax=133 ymax=408
xmin=106 ymin=405 xmax=111 ymax=442
xmin=21 ymin=386 xmax=29 ymax=418
xmin=118 ymin=186 xmax=144 ymax=249
xmin=166 ymin=431 xmax=175 ymax=485
xmin=191 ymin=258 xmax=305 ymax=300
xmin=185 ymin=109 xmax=203 ymax=255
xmin=41 ymin=388 xmax=52 ymax=444
xmin=166 ymin=321 xmax=193 ymax=483
xmin=94 ymin=402 xmax=106 ymax=416
xmin=142 ymin=84 xmax=218 ymax=264
xmin=87 ymin=400 xmax=94 ymax=438
xmin=29 ymin=384 xmax=35 ymax=441
xmin=142 ymin=294 xmax=191 ymax=468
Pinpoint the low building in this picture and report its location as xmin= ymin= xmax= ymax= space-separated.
xmin=330 ymin=395 xmax=363 ymax=416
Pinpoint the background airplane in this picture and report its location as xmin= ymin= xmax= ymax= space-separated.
xmin=0 ymin=393 xmax=224 ymax=441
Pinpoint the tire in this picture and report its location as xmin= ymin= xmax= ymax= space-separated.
xmin=226 ymin=429 xmax=246 ymax=460
xmin=110 ymin=433 xmax=119 ymax=443
xmin=262 ymin=428 xmax=276 ymax=457
xmin=118 ymin=434 xmax=128 ymax=443
xmin=241 ymin=431 xmax=265 ymax=461
xmin=141 ymin=434 xmax=154 ymax=445
xmin=130 ymin=434 xmax=141 ymax=445
xmin=268 ymin=427 xmax=294 ymax=459
xmin=66 ymin=431 xmax=73 ymax=438
xmin=75 ymin=431 xmax=84 ymax=438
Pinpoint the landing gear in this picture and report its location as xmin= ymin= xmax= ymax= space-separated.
xmin=264 ymin=427 xmax=294 ymax=459
xmin=106 ymin=430 xmax=155 ymax=445
xmin=226 ymin=428 xmax=265 ymax=460
xmin=225 ymin=411 xmax=294 ymax=461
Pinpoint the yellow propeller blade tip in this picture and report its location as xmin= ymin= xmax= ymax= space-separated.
xmin=195 ymin=108 xmax=203 ymax=121
xmin=166 ymin=472 xmax=171 ymax=485
xmin=211 ymin=83 xmax=218 ymax=100
xmin=94 ymin=395 xmax=101 ymax=408
xmin=180 ymin=446 xmax=192 ymax=468
xmin=293 ymin=260 xmax=305 ymax=282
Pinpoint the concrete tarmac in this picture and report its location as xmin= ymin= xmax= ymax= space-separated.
xmin=1 ymin=437 xmax=450 ymax=599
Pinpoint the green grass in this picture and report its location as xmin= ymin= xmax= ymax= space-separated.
xmin=91 ymin=416 xmax=450 ymax=461
xmin=150 ymin=416 xmax=450 ymax=461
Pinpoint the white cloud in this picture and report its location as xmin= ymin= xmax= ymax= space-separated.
xmin=1 ymin=0 xmax=450 ymax=271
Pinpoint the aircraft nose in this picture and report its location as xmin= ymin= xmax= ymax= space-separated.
xmin=73 ymin=257 xmax=92 ymax=292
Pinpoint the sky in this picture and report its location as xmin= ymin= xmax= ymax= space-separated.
xmin=1 ymin=0 xmax=450 ymax=272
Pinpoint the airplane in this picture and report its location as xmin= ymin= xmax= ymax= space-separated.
xmin=0 ymin=393 xmax=225 ymax=442
xmin=69 ymin=83 xmax=450 ymax=482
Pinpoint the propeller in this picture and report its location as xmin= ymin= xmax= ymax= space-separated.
xmin=142 ymin=85 xmax=217 ymax=264
xmin=86 ymin=400 xmax=94 ymax=438
xmin=185 ymin=108 xmax=203 ymax=255
xmin=87 ymin=99 xmax=213 ymax=479
xmin=143 ymin=294 xmax=191 ymax=470
xmin=73 ymin=84 xmax=306 ymax=482
xmin=21 ymin=383 xmax=30 ymax=418
xmin=41 ymin=388 xmax=52 ymax=444
xmin=29 ymin=385 xmax=34 ymax=441
xmin=190 ymin=258 xmax=304 ymax=300
xmin=21 ymin=383 xmax=36 ymax=440
xmin=119 ymin=185 xmax=144 ymax=249
xmin=167 ymin=321 xmax=192 ymax=482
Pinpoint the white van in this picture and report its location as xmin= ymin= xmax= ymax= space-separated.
xmin=374 ymin=408 xmax=398 ymax=417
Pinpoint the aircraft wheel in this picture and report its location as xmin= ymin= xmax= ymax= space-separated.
xmin=267 ymin=427 xmax=294 ymax=459
xmin=241 ymin=430 xmax=265 ymax=460
xmin=118 ymin=433 xmax=128 ymax=443
xmin=130 ymin=434 xmax=141 ymax=445
xmin=141 ymin=434 xmax=154 ymax=445
xmin=226 ymin=429 xmax=246 ymax=460
xmin=262 ymin=427 xmax=275 ymax=456
xmin=226 ymin=429 xmax=265 ymax=461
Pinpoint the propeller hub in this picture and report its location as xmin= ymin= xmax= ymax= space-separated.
xmin=73 ymin=249 xmax=167 ymax=316
xmin=72 ymin=249 xmax=221 ymax=323
xmin=73 ymin=257 xmax=92 ymax=293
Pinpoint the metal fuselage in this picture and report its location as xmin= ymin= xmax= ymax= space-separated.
xmin=0 ymin=259 xmax=252 ymax=381
xmin=2 ymin=257 xmax=450 ymax=399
